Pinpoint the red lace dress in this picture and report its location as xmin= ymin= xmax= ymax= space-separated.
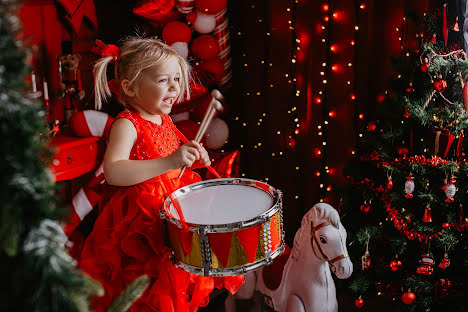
xmin=79 ymin=109 xmax=219 ymax=312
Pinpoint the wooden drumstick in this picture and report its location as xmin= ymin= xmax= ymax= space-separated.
xmin=195 ymin=89 xmax=223 ymax=142
xmin=179 ymin=94 xmax=224 ymax=178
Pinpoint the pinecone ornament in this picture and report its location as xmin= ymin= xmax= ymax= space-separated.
xmin=442 ymin=177 xmax=456 ymax=203
xmin=405 ymin=175 xmax=415 ymax=199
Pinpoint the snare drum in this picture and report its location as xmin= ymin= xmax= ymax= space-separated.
xmin=161 ymin=178 xmax=284 ymax=277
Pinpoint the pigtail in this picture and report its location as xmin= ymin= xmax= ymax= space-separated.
xmin=176 ymin=56 xmax=192 ymax=103
xmin=93 ymin=56 xmax=114 ymax=110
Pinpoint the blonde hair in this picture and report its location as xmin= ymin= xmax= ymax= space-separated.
xmin=94 ymin=37 xmax=191 ymax=110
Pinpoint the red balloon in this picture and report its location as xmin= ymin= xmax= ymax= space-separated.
xmin=191 ymin=35 xmax=218 ymax=60
xmin=195 ymin=0 xmax=227 ymax=15
xmin=175 ymin=119 xmax=206 ymax=145
xmin=192 ymin=94 xmax=219 ymax=121
xmin=162 ymin=21 xmax=192 ymax=45
xmin=196 ymin=58 xmax=225 ymax=86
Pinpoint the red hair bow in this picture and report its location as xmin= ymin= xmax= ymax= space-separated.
xmin=91 ymin=40 xmax=120 ymax=62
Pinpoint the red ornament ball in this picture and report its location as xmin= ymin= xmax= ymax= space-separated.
xmin=354 ymin=298 xmax=364 ymax=308
xmin=195 ymin=0 xmax=227 ymax=15
xmin=442 ymin=222 xmax=450 ymax=229
xmin=389 ymin=259 xmax=402 ymax=271
xmin=434 ymin=79 xmax=447 ymax=92
xmin=420 ymin=63 xmax=429 ymax=72
xmin=401 ymin=291 xmax=416 ymax=305
xmin=367 ymin=121 xmax=376 ymax=132
xmin=191 ymin=35 xmax=219 ymax=60
xmin=162 ymin=21 xmax=192 ymax=45
xmin=196 ymin=58 xmax=225 ymax=86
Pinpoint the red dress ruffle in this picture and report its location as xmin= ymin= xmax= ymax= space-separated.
xmin=79 ymin=110 xmax=240 ymax=312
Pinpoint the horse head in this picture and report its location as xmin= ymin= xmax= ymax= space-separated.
xmin=292 ymin=202 xmax=353 ymax=279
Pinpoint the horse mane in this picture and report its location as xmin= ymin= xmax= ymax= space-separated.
xmin=291 ymin=203 xmax=340 ymax=260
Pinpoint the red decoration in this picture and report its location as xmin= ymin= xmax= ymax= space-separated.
xmin=422 ymin=205 xmax=432 ymax=223
xmin=207 ymin=232 xmax=233 ymax=268
xmin=438 ymin=253 xmax=451 ymax=269
xmin=401 ymin=291 xmax=416 ymax=305
xmin=191 ymin=35 xmax=219 ymax=60
xmin=404 ymin=175 xmax=414 ymax=199
xmin=196 ymin=58 xmax=225 ymax=87
xmin=420 ymin=63 xmax=430 ymax=72
xmin=367 ymin=121 xmax=376 ymax=132
xmin=386 ymin=176 xmax=393 ymax=191
xmin=443 ymin=177 xmax=457 ymax=203
xmin=416 ymin=254 xmax=435 ymax=275
xmin=354 ymin=297 xmax=364 ymax=308
xmin=403 ymin=108 xmax=410 ymax=118
xmin=389 ymin=258 xmax=402 ymax=271
xmin=133 ymin=0 xmax=177 ymax=24
xmin=360 ymin=202 xmax=370 ymax=214
xmin=434 ymin=79 xmax=448 ymax=92
xmin=429 ymin=128 xmax=454 ymax=158
xmin=443 ymin=4 xmax=448 ymax=46
xmin=195 ymin=0 xmax=227 ymax=15
xmin=361 ymin=251 xmax=371 ymax=270
xmin=70 ymin=110 xmax=114 ymax=141
xmin=162 ymin=21 xmax=192 ymax=45
xmin=397 ymin=147 xmax=409 ymax=155
xmin=91 ymin=40 xmax=120 ymax=61
xmin=236 ymin=225 xmax=261 ymax=263
xmin=205 ymin=150 xmax=240 ymax=180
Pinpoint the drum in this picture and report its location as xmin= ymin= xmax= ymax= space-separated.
xmin=161 ymin=178 xmax=284 ymax=277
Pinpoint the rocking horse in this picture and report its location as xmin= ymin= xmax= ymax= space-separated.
xmin=225 ymin=203 xmax=353 ymax=312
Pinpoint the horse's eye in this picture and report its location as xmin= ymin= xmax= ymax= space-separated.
xmin=319 ymin=236 xmax=327 ymax=244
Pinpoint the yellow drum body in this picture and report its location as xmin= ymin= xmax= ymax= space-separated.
xmin=161 ymin=178 xmax=284 ymax=277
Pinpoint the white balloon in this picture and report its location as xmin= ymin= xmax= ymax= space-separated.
xmin=170 ymin=42 xmax=189 ymax=59
xmin=193 ymin=11 xmax=216 ymax=34
xmin=205 ymin=117 xmax=229 ymax=150
xmin=170 ymin=112 xmax=190 ymax=123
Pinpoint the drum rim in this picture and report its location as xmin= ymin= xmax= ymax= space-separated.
xmin=161 ymin=178 xmax=283 ymax=233
xmin=169 ymin=241 xmax=286 ymax=277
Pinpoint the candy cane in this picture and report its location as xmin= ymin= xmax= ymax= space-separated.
xmin=423 ymin=90 xmax=436 ymax=110
xmin=214 ymin=8 xmax=232 ymax=88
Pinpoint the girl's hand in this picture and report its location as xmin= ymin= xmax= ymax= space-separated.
xmin=190 ymin=143 xmax=211 ymax=169
xmin=168 ymin=141 xmax=201 ymax=169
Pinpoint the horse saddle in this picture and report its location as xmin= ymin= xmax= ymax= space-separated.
xmin=262 ymin=244 xmax=291 ymax=291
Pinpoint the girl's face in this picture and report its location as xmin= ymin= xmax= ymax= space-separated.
xmin=126 ymin=56 xmax=181 ymax=118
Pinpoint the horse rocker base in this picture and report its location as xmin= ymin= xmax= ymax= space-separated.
xmin=225 ymin=203 xmax=353 ymax=312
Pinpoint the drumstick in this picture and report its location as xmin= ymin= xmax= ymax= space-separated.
xmin=195 ymin=89 xmax=224 ymax=142
xmin=179 ymin=95 xmax=224 ymax=178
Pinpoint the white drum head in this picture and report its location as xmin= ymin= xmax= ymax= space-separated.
xmin=169 ymin=184 xmax=274 ymax=225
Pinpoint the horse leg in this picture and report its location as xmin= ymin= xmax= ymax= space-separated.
xmin=286 ymin=295 xmax=306 ymax=312
xmin=234 ymin=271 xmax=257 ymax=299
xmin=224 ymin=272 xmax=257 ymax=312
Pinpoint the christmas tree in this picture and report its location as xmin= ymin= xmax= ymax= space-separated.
xmin=0 ymin=1 xmax=102 ymax=310
xmin=340 ymin=5 xmax=468 ymax=312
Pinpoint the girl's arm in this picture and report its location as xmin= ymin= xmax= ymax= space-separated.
xmin=103 ymin=118 xmax=201 ymax=186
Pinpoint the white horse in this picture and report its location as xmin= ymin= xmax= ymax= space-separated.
xmin=225 ymin=203 xmax=353 ymax=312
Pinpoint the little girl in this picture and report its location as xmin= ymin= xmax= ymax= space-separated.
xmin=79 ymin=37 xmax=216 ymax=312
